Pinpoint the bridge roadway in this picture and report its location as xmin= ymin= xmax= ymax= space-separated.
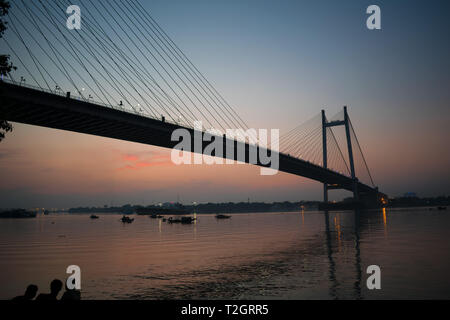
xmin=0 ymin=80 xmax=382 ymax=198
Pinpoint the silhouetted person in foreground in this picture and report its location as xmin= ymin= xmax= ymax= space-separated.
xmin=61 ymin=282 xmax=81 ymax=301
xmin=12 ymin=284 xmax=38 ymax=301
xmin=36 ymin=279 xmax=63 ymax=301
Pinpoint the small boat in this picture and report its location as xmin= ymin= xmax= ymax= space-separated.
xmin=215 ymin=214 xmax=231 ymax=219
xmin=121 ymin=215 xmax=134 ymax=223
xmin=0 ymin=209 xmax=37 ymax=219
xmin=181 ymin=216 xmax=196 ymax=224
xmin=167 ymin=217 xmax=181 ymax=224
xmin=148 ymin=214 xmax=164 ymax=219
xmin=437 ymin=206 xmax=447 ymax=211
xmin=90 ymin=215 xmax=99 ymax=219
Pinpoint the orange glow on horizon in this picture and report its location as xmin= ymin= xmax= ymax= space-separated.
xmin=0 ymin=124 xmax=321 ymax=204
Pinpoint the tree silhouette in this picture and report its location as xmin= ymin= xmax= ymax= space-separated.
xmin=0 ymin=0 xmax=15 ymax=142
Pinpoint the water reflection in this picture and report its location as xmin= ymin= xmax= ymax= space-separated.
xmin=353 ymin=210 xmax=362 ymax=300
xmin=382 ymin=207 xmax=388 ymax=238
xmin=323 ymin=209 xmax=387 ymax=299
xmin=324 ymin=211 xmax=338 ymax=299
xmin=1 ymin=208 xmax=449 ymax=299
xmin=323 ymin=209 xmax=364 ymax=299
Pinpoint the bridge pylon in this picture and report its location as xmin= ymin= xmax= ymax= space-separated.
xmin=322 ymin=106 xmax=358 ymax=202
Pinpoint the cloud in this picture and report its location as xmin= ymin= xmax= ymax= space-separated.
xmin=123 ymin=154 xmax=139 ymax=161
xmin=117 ymin=150 xmax=172 ymax=171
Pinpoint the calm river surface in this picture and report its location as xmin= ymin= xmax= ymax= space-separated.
xmin=1 ymin=208 xmax=449 ymax=299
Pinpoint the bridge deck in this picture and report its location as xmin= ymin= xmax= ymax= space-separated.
xmin=0 ymin=81 xmax=380 ymax=196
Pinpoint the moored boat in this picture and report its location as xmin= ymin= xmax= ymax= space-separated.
xmin=0 ymin=209 xmax=37 ymax=219
xmin=181 ymin=216 xmax=196 ymax=224
xmin=167 ymin=216 xmax=196 ymax=224
xmin=121 ymin=215 xmax=134 ymax=223
xmin=167 ymin=217 xmax=181 ymax=224
xmin=215 ymin=214 xmax=231 ymax=219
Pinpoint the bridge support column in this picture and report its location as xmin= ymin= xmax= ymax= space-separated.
xmin=322 ymin=106 xmax=360 ymax=203
xmin=344 ymin=106 xmax=358 ymax=200
xmin=322 ymin=109 xmax=328 ymax=203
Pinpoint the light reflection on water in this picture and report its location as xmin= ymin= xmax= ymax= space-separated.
xmin=0 ymin=208 xmax=449 ymax=299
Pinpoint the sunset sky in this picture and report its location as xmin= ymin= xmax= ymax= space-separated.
xmin=1 ymin=0 xmax=449 ymax=208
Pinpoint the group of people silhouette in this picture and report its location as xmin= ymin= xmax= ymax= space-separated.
xmin=12 ymin=279 xmax=81 ymax=301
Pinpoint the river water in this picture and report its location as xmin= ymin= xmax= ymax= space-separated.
xmin=0 ymin=208 xmax=449 ymax=299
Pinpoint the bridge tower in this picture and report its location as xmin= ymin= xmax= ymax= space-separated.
xmin=322 ymin=106 xmax=358 ymax=202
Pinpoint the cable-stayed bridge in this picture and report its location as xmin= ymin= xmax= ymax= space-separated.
xmin=0 ymin=0 xmax=385 ymax=206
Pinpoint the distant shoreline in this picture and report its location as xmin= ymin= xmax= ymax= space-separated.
xmin=1 ymin=196 xmax=448 ymax=216
xmin=66 ymin=196 xmax=449 ymax=214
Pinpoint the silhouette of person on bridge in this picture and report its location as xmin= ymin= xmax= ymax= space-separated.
xmin=35 ymin=279 xmax=63 ymax=301
xmin=11 ymin=284 xmax=38 ymax=301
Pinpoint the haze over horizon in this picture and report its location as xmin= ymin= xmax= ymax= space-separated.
xmin=1 ymin=0 xmax=449 ymax=209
